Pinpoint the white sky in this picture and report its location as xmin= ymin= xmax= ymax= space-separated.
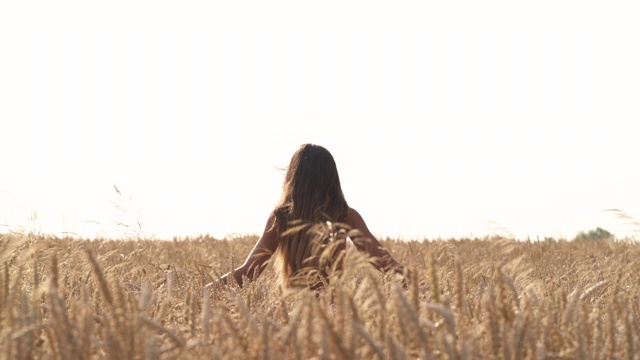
xmin=1 ymin=0 xmax=639 ymax=240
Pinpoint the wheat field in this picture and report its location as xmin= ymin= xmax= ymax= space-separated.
xmin=1 ymin=230 xmax=638 ymax=359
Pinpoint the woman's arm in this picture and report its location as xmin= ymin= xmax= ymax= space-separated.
xmin=220 ymin=213 xmax=279 ymax=287
xmin=344 ymin=207 xmax=406 ymax=275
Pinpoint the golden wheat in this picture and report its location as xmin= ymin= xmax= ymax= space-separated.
xmin=0 ymin=232 xmax=639 ymax=359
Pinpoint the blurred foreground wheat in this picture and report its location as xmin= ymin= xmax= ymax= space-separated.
xmin=1 ymin=232 xmax=639 ymax=359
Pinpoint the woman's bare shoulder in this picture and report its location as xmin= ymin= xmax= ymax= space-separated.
xmin=343 ymin=207 xmax=366 ymax=229
xmin=343 ymin=207 xmax=356 ymax=221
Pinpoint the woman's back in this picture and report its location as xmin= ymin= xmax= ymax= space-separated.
xmin=218 ymin=144 xmax=407 ymax=289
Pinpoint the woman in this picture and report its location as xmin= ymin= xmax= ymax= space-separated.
xmin=221 ymin=144 xmax=407 ymax=289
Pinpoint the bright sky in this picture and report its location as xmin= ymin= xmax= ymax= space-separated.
xmin=1 ymin=0 xmax=639 ymax=240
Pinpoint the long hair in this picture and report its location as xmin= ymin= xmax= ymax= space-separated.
xmin=273 ymin=144 xmax=349 ymax=287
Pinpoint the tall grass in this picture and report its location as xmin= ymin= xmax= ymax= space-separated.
xmin=0 ymin=231 xmax=639 ymax=359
